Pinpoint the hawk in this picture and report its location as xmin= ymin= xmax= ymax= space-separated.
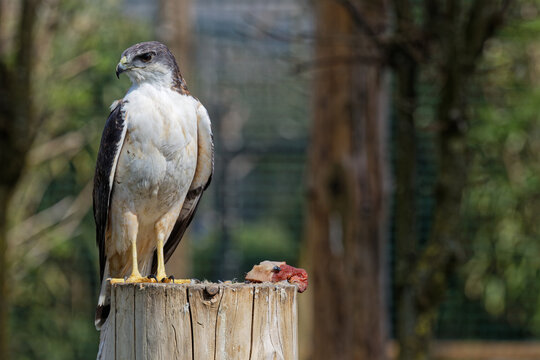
xmin=93 ymin=41 xmax=213 ymax=329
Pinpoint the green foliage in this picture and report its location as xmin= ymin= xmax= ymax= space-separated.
xmin=460 ymin=0 xmax=540 ymax=337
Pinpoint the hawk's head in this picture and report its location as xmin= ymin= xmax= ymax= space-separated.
xmin=115 ymin=41 xmax=185 ymax=90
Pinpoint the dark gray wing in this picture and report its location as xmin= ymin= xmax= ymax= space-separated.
xmin=151 ymin=102 xmax=213 ymax=274
xmin=93 ymin=102 xmax=128 ymax=281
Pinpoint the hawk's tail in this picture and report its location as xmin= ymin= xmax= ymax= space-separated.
xmin=95 ymin=261 xmax=110 ymax=330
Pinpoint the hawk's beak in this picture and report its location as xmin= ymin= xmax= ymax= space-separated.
xmin=115 ymin=56 xmax=129 ymax=79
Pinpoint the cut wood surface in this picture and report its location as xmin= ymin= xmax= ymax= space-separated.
xmin=97 ymin=282 xmax=298 ymax=360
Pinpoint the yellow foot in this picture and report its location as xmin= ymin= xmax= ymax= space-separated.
xmin=108 ymin=276 xmax=155 ymax=284
xmin=126 ymin=274 xmax=152 ymax=283
xmin=154 ymin=275 xmax=192 ymax=284
xmin=155 ymin=272 xmax=169 ymax=283
xmin=173 ymin=279 xmax=191 ymax=284
xmin=108 ymin=277 xmax=192 ymax=285
xmin=109 ymin=278 xmax=126 ymax=285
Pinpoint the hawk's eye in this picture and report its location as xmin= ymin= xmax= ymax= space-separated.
xmin=138 ymin=52 xmax=153 ymax=63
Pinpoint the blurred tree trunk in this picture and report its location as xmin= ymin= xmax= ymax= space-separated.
xmin=390 ymin=1 xmax=511 ymax=359
xmin=306 ymin=0 xmax=389 ymax=359
xmin=393 ymin=36 xmax=419 ymax=360
xmin=0 ymin=0 xmax=43 ymax=358
xmin=157 ymin=0 xmax=194 ymax=279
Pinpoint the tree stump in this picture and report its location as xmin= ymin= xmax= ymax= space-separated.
xmin=97 ymin=282 xmax=298 ymax=360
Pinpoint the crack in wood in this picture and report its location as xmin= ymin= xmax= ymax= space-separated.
xmin=213 ymin=288 xmax=223 ymax=360
xmin=248 ymin=287 xmax=256 ymax=360
xmin=187 ymin=287 xmax=194 ymax=360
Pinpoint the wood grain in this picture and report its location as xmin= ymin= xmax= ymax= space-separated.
xmin=214 ymin=284 xmax=253 ymax=360
xmin=115 ymin=283 xmax=134 ymax=359
xmin=99 ymin=282 xmax=298 ymax=360
xmin=189 ymin=284 xmax=223 ymax=360
xmin=97 ymin=284 xmax=116 ymax=360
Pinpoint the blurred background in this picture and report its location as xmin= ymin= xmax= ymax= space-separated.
xmin=1 ymin=0 xmax=540 ymax=359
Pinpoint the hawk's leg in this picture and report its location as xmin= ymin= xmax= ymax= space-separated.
xmin=109 ymin=212 xmax=151 ymax=284
xmin=154 ymin=206 xmax=187 ymax=283
xmin=124 ymin=212 xmax=146 ymax=283
xmin=155 ymin=230 xmax=167 ymax=281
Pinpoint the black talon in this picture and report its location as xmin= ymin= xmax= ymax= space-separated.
xmin=168 ymin=275 xmax=175 ymax=281
xmin=147 ymin=275 xmax=157 ymax=282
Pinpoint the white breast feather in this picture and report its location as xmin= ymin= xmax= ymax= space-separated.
xmin=109 ymin=83 xmax=199 ymax=253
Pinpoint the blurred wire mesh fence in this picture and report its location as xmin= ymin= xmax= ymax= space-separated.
xmin=185 ymin=0 xmax=313 ymax=281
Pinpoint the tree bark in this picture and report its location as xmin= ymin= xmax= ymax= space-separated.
xmin=307 ymin=0 xmax=389 ymax=359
